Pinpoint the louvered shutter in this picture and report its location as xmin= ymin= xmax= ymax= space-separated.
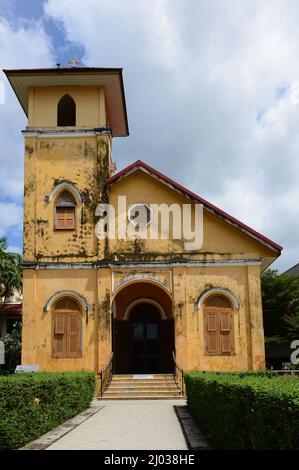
xmin=204 ymin=296 xmax=235 ymax=355
xmin=220 ymin=311 xmax=232 ymax=353
xmin=206 ymin=311 xmax=219 ymax=353
xmin=52 ymin=312 xmax=66 ymax=357
xmin=64 ymin=207 xmax=75 ymax=229
xmin=67 ymin=312 xmax=81 ymax=357
xmin=56 ymin=207 xmax=66 ymax=229
xmin=55 ymin=207 xmax=75 ymax=229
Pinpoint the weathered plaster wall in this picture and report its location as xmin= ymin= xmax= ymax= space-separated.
xmin=21 ymin=85 xmax=270 ymax=373
xmin=23 ymin=134 xmax=111 ymax=263
xmin=22 ymin=263 xmax=265 ymax=372
xmin=22 ymin=268 xmax=99 ymax=371
xmin=182 ymin=265 xmax=259 ymax=371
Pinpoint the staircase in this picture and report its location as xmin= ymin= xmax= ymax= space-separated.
xmin=99 ymin=374 xmax=185 ymax=400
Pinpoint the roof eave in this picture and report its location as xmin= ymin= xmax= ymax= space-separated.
xmin=3 ymin=67 xmax=129 ymax=137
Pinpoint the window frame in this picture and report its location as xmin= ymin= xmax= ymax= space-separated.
xmin=51 ymin=298 xmax=82 ymax=359
xmin=203 ymin=295 xmax=235 ymax=356
xmin=128 ymin=203 xmax=153 ymax=228
xmin=54 ymin=190 xmax=77 ymax=231
xmin=57 ymin=94 xmax=76 ymax=127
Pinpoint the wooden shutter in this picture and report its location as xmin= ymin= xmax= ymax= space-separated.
xmin=206 ymin=311 xmax=219 ymax=353
xmin=220 ymin=311 xmax=233 ymax=353
xmin=55 ymin=207 xmax=75 ymax=230
xmin=204 ymin=296 xmax=235 ymax=355
xmin=64 ymin=207 xmax=75 ymax=229
xmin=52 ymin=312 xmax=66 ymax=357
xmin=67 ymin=312 xmax=81 ymax=357
xmin=54 ymin=312 xmax=65 ymax=334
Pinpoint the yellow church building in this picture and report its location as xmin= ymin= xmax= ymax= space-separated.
xmin=4 ymin=66 xmax=282 ymax=379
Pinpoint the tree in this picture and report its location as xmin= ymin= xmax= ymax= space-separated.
xmin=261 ymin=269 xmax=299 ymax=344
xmin=2 ymin=321 xmax=22 ymax=371
xmin=0 ymin=237 xmax=22 ymax=301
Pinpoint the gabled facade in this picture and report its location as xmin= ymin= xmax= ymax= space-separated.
xmin=5 ymin=67 xmax=282 ymax=374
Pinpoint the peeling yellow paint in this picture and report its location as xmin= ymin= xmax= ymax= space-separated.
xmin=20 ymin=81 xmax=277 ymax=373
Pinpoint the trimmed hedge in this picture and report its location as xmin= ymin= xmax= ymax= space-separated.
xmin=0 ymin=371 xmax=95 ymax=449
xmin=185 ymin=372 xmax=299 ymax=449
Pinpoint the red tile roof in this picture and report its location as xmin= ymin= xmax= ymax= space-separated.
xmin=0 ymin=303 xmax=22 ymax=315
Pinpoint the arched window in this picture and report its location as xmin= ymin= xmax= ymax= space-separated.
xmin=57 ymin=94 xmax=76 ymax=126
xmin=52 ymin=297 xmax=82 ymax=358
xmin=54 ymin=191 xmax=76 ymax=230
xmin=204 ymin=295 xmax=235 ymax=355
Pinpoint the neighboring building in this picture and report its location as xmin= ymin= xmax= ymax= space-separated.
xmin=4 ymin=67 xmax=282 ymax=374
xmin=265 ymin=262 xmax=299 ymax=369
xmin=0 ymin=291 xmax=22 ymax=338
xmin=284 ymin=263 xmax=299 ymax=276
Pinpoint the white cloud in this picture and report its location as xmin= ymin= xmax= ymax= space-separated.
xmin=0 ymin=0 xmax=297 ymax=271
xmin=0 ymin=17 xmax=54 ymax=202
xmin=0 ymin=202 xmax=23 ymax=237
xmin=0 ymin=16 xmax=54 ymax=246
xmin=43 ymin=0 xmax=299 ymax=271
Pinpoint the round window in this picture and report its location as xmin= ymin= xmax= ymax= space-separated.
xmin=128 ymin=203 xmax=153 ymax=228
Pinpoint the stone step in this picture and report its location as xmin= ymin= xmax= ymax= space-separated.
xmin=99 ymin=396 xmax=186 ymax=400
xmin=110 ymin=380 xmax=176 ymax=386
xmin=99 ymin=373 xmax=183 ymax=400
xmin=107 ymin=386 xmax=180 ymax=392
xmin=111 ymin=377 xmax=176 ymax=381
xmin=109 ymin=382 xmax=178 ymax=387
xmin=103 ymin=390 xmax=182 ymax=397
xmin=112 ymin=374 xmax=174 ymax=379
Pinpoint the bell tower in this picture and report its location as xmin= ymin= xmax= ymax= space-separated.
xmin=4 ymin=67 xmax=129 ymax=371
xmin=5 ymin=67 xmax=129 ymax=264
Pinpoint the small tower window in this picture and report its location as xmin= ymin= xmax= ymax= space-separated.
xmin=54 ymin=191 xmax=76 ymax=230
xmin=57 ymin=94 xmax=76 ymax=126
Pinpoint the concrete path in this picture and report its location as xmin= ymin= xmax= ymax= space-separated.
xmin=47 ymin=400 xmax=188 ymax=450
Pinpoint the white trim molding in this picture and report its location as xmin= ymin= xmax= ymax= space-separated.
xmin=22 ymin=128 xmax=112 ymax=139
xmin=123 ymin=298 xmax=167 ymax=321
xmin=196 ymin=287 xmax=241 ymax=310
xmin=43 ymin=290 xmax=89 ymax=312
xmin=112 ymin=271 xmax=172 ymax=295
xmin=48 ymin=182 xmax=82 ymax=203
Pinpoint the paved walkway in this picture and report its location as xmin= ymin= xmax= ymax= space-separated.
xmin=47 ymin=400 xmax=188 ymax=450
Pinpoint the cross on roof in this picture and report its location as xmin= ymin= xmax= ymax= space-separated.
xmin=68 ymin=57 xmax=80 ymax=67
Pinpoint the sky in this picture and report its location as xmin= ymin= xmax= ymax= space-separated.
xmin=0 ymin=0 xmax=298 ymax=272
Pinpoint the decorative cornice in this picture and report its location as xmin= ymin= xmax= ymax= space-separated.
xmin=22 ymin=258 xmax=262 ymax=270
xmin=108 ymin=259 xmax=262 ymax=268
xmin=23 ymin=262 xmax=96 ymax=270
xmin=22 ymin=127 xmax=112 ymax=138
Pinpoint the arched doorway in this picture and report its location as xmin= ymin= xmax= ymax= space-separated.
xmin=112 ymin=281 xmax=174 ymax=374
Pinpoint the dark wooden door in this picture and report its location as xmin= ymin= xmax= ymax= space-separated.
xmin=132 ymin=322 xmax=159 ymax=373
